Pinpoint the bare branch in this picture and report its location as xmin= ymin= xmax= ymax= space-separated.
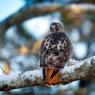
xmin=0 ymin=3 xmax=62 ymax=32
xmin=1 ymin=3 xmax=95 ymax=32
xmin=0 ymin=3 xmax=62 ymax=46
xmin=0 ymin=3 xmax=95 ymax=46
xmin=0 ymin=56 xmax=95 ymax=91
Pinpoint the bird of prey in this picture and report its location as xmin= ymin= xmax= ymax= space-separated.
xmin=40 ymin=22 xmax=72 ymax=86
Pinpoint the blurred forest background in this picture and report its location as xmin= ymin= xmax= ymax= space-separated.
xmin=0 ymin=0 xmax=95 ymax=95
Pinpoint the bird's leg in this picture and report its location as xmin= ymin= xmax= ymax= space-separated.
xmin=45 ymin=66 xmax=53 ymax=85
xmin=46 ymin=66 xmax=59 ymax=86
xmin=51 ymin=69 xmax=59 ymax=79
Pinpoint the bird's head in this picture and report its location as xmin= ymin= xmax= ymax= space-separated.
xmin=50 ymin=22 xmax=63 ymax=33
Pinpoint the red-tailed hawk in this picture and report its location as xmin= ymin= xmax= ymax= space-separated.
xmin=40 ymin=22 xmax=72 ymax=85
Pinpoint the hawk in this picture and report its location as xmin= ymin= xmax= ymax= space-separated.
xmin=40 ymin=22 xmax=72 ymax=85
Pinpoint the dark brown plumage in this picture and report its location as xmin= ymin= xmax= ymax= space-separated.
xmin=40 ymin=22 xmax=72 ymax=85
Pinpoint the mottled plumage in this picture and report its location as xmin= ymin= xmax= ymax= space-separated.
xmin=40 ymin=22 xmax=72 ymax=85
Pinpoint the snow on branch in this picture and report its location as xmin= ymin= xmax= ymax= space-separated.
xmin=0 ymin=56 xmax=95 ymax=91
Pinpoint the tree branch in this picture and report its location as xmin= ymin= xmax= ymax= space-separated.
xmin=0 ymin=3 xmax=95 ymax=46
xmin=0 ymin=3 xmax=62 ymax=46
xmin=0 ymin=56 xmax=95 ymax=91
xmin=0 ymin=3 xmax=62 ymax=32
xmin=1 ymin=3 xmax=95 ymax=32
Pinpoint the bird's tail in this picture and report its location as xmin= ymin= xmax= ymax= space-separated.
xmin=43 ymin=66 xmax=59 ymax=86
